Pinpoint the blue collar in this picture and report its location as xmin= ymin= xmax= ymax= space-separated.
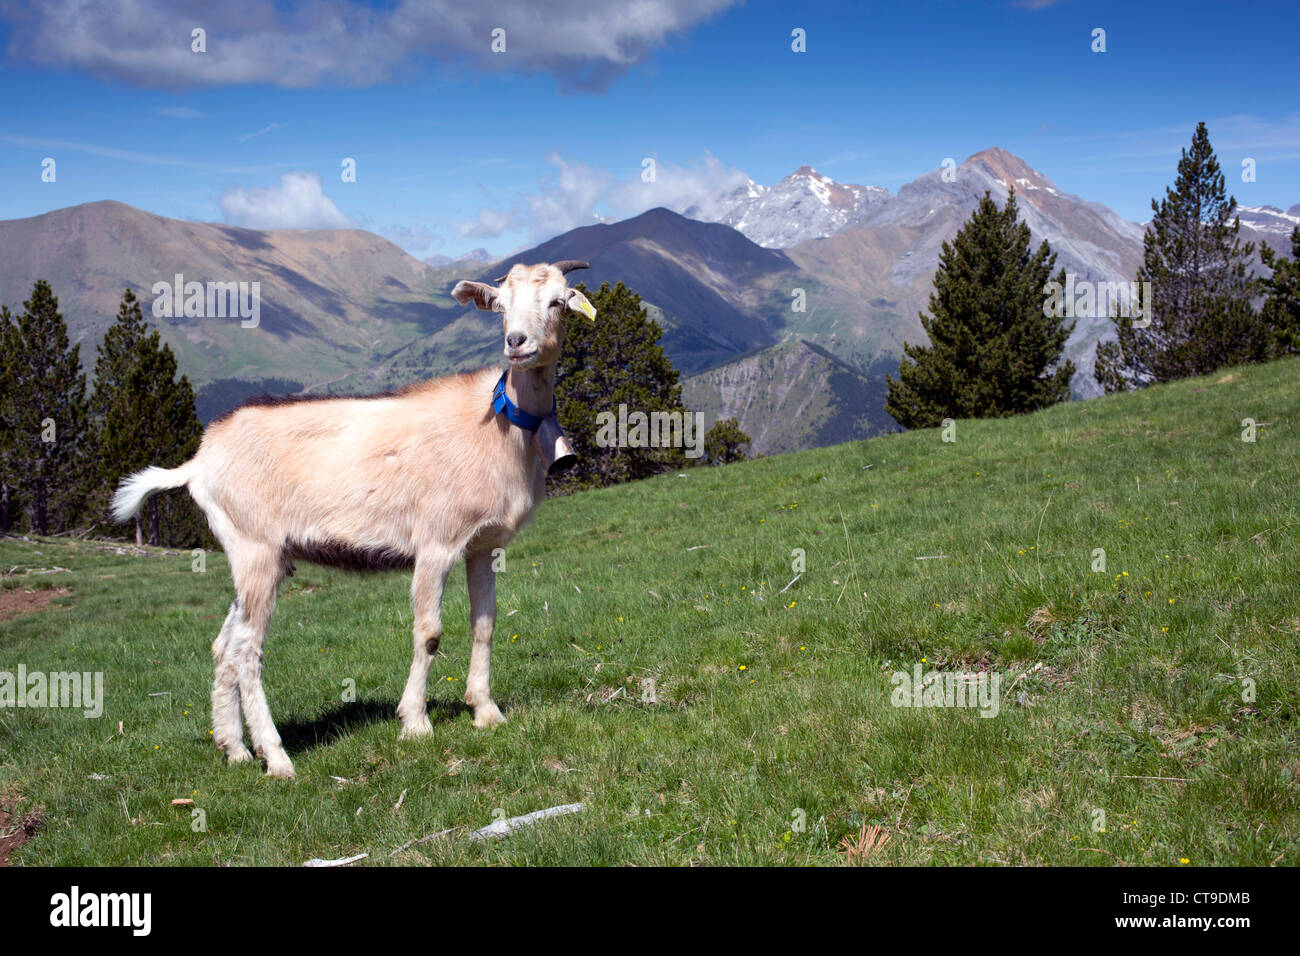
xmin=492 ymin=371 xmax=555 ymax=432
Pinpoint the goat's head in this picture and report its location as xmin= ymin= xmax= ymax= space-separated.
xmin=452 ymin=261 xmax=596 ymax=369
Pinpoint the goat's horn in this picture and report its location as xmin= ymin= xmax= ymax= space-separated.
xmin=552 ymin=260 xmax=590 ymax=275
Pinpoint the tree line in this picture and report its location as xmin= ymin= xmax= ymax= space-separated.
xmin=886 ymin=122 xmax=1300 ymax=428
xmin=0 ymin=283 xmax=209 ymax=546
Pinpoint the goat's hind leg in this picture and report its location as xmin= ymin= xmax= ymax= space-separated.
xmin=397 ymin=547 xmax=457 ymax=739
xmin=211 ymin=601 xmax=252 ymax=764
xmin=231 ymin=544 xmax=294 ymax=777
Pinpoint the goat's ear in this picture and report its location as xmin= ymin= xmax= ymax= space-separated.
xmin=452 ymin=280 xmax=498 ymax=311
xmin=566 ymin=289 xmax=596 ymax=322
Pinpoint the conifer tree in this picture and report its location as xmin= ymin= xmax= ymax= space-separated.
xmin=703 ymin=417 xmax=752 ymax=465
xmin=91 ymin=288 xmax=207 ymax=546
xmin=5 ymin=281 xmax=91 ymax=534
xmin=885 ymin=190 xmax=1074 ymax=428
xmin=554 ymin=281 xmax=689 ymax=492
xmin=0 ymin=305 xmax=19 ymax=532
xmin=1260 ymin=226 xmax=1300 ymax=357
xmin=1094 ymin=122 xmax=1264 ymax=391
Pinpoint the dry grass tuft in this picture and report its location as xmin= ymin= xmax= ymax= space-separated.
xmin=839 ymin=823 xmax=891 ymax=864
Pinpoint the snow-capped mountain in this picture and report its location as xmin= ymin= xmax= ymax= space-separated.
xmin=1232 ymin=204 xmax=1300 ymax=237
xmin=785 ymin=148 xmax=1149 ymax=397
xmin=686 ymin=166 xmax=890 ymax=248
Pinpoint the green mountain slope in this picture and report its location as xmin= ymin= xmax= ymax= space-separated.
xmin=2 ymin=357 xmax=1297 ymax=865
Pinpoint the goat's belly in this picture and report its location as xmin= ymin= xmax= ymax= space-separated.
xmin=284 ymin=537 xmax=415 ymax=572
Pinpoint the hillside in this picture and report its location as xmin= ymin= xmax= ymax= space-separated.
xmin=2 ymin=356 xmax=1297 ymax=866
xmin=681 ymin=339 xmax=897 ymax=454
xmin=0 ymin=200 xmax=497 ymax=398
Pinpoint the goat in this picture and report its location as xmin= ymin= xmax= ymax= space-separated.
xmin=111 ymin=261 xmax=596 ymax=777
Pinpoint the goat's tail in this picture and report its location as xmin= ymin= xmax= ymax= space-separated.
xmin=111 ymin=462 xmax=196 ymax=523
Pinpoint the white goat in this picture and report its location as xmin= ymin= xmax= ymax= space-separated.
xmin=112 ymin=261 xmax=596 ymax=777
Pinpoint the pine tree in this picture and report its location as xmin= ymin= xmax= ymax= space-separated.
xmin=5 ymin=281 xmax=91 ymax=534
xmin=554 ymin=281 xmax=689 ymax=492
xmin=1094 ymin=122 xmax=1264 ymax=392
xmin=703 ymin=417 xmax=752 ymax=465
xmin=0 ymin=305 xmax=19 ymax=532
xmin=1260 ymin=226 xmax=1300 ymax=357
xmin=885 ymin=190 xmax=1074 ymax=428
xmin=91 ymin=288 xmax=208 ymax=547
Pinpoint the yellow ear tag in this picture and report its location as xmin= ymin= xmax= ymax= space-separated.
xmin=572 ymin=297 xmax=597 ymax=322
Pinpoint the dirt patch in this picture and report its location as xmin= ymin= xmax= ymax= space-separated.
xmin=0 ymin=788 xmax=44 ymax=866
xmin=0 ymin=587 xmax=72 ymax=623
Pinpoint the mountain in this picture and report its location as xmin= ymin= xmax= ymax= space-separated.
xmin=1233 ymin=204 xmax=1300 ymax=238
xmin=782 ymin=148 xmax=1148 ymax=396
xmin=423 ymin=247 xmax=494 ymax=267
xmin=6 ymin=150 xmax=1287 ymax=451
xmin=0 ymin=201 xmax=500 ymax=412
xmin=479 ymin=207 xmax=801 ymax=373
xmin=686 ymin=166 xmax=890 ymax=248
xmin=681 ymin=340 xmax=898 ymax=455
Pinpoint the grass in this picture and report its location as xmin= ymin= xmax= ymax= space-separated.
xmin=2 ymin=357 xmax=1298 ymax=866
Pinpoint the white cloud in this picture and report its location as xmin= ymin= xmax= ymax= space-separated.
xmin=219 ymin=172 xmax=352 ymax=230
xmin=460 ymin=153 xmax=750 ymax=241
xmin=0 ymin=0 xmax=738 ymax=92
xmin=461 ymin=207 xmax=519 ymax=240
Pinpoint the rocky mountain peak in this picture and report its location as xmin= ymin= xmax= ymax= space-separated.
xmin=686 ymin=166 xmax=891 ymax=248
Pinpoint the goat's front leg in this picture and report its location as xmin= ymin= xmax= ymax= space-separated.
xmin=397 ymin=548 xmax=456 ymax=738
xmin=465 ymin=550 xmax=505 ymax=728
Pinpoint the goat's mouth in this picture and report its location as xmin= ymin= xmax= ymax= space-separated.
xmin=506 ymin=349 xmax=539 ymax=367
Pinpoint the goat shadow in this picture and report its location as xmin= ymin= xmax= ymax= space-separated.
xmin=277 ymin=696 xmax=471 ymax=756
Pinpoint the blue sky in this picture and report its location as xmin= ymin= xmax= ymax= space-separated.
xmin=0 ymin=0 xmax=1296 ymax=259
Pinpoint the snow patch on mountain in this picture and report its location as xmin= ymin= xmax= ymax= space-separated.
xmin=685 ymin=166 xmax=891 ymax=248
xmin=1233 ymin=205 xmax=1300 ymax=236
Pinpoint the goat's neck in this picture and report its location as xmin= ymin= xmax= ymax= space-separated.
xmin=504 ymin=363 xmax=556 ymax=421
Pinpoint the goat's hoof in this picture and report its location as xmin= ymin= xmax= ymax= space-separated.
xmin=473 ymin=703 xmax=506 ymax=729
xmin=224 ymin=744 xmax=254 ymax=764
xmin=399 ymin=719 xmax=433 ymax=740
xmin=263 ymin=753 xmax=296 ymax=778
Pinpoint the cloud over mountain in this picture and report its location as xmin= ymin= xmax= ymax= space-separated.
xmin=219 ymin=172 xmax=352 ymax=230
xmin=460 ymin=153 xmax=751 ymax=241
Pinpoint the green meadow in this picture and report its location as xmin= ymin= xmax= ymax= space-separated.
xmin=2 ymin=357 xmax=1298 ymax=866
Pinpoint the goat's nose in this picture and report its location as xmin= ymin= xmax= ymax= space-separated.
xmin=506 ymin=332 xmax=527 ymax=349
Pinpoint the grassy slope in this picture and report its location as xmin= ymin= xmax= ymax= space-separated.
xmin=1 ymin=358 xmax=1298 ymax=866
